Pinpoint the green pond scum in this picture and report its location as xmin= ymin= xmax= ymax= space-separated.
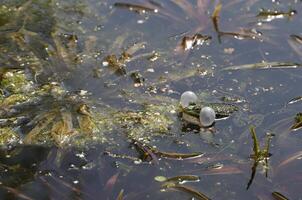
xmin=0 ymin=0 xmax=302 ymax=199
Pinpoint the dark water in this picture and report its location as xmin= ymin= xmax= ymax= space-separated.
xmin=0 ymin=0 xmax=302 ymax=199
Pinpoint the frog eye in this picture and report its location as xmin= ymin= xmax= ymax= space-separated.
xmin=199 ymin=106 xmax=216 ymax=127
xmin=180 ymin=91 xmax=198 ymax=108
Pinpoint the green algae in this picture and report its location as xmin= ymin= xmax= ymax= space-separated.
xmin=113 ymin=103 xmax=175 ymax=143
xmin=1 ymin=70 xmax=33 ymax=94
xmin=0 ymin=66 xmax=177 ymax=148
xmin=0 ymin=127 xmax=20 ymax=148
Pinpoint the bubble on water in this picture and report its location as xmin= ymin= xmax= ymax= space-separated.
xmin=199 ymin=106 xmax=215 ymax=127
xmin=180 ymin=91 xmax=198 ymax=108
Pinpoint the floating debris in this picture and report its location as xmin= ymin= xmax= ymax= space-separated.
xmin=132 ymin=139 xmax=159 ymax=164
xmin=211 ymin=2 xmax=222 ymax=33
xmin=162 ymin=182 xmax=210 ymax=200
xmin=103 ymin=54 xmax=127 ymax=75
xmin=77 ymin=104 xmax=92 ymax=116
xmin=156 ymin=151 xmax=203 ymax=160
xmin=181 ymin=34 xmax=211 ymax=51
xmin=155 ymin=175 xmax=200 ymax=184
xmin=290 ymin=113 xmax=302 ymax=131
xmin=218 ymin=29 xmax=263 ymax=40
xmin=116 ymin=189 xmax=124 ymax=200
xmin=289 ymin=35 xmax=302 ymax=60
xmin=148 ymin=51 xmax=160 ymax=62
xmin=290 ymin=34 xmax=302 ymax=43
xmin=211 ymin=3 xmax=262 ymax=41
xmin=103 ymin=151 xmax=141 ymax=162
xmin=247 ymin=127 xmax=273 ymax=189
xmin=272 ymin=191 xmax=289 ymax=200
xmin=222 ymin=62 xmax=302 ymax=71
xmin=114 ymin=2 xmax=158 ymax=14
xmin=288 ymin=96 xmax=302 ymax=105
xmin=257 ymin=9 xmax=296 ymax=22
xmin=130 ymin=71 xmax=145 ymax=87
xmin=133 ymin=139 xmax=203 ymax=161
xmin=103 ymin=42 xmax=146 ymax=76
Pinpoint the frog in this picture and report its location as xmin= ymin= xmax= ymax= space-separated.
xmin=180 ymin=102 xmax=239 ymax=127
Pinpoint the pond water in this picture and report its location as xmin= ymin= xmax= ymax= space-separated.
xmin=0 ymin=0 xmax=302 ymax=199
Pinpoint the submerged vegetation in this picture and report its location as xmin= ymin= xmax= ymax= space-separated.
xmin=247 ymin=127 xmax=273 ymax=190
xmin=0 ymin=0 xmax=301 ymax=199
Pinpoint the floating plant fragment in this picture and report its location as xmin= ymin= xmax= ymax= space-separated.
xmin=288 ymin=35 xmax=302 ymax=60
xmin=103 ymin=54 xmax=127 ymax=75
xmin=114 ymin=2 xmax=158 ymax=14
xmin=257 ymin=9 xmax=296 ymax=22
xmin=130 ymin=71 xmax=144 ymax=87
xmin=287 ymin=96 xmax=302 ymax=105
xmin=156 ymin=151 xmax=203 ymax=160
xmin=247 ymin=127 xmax=273 ymax=189
xmin=116 ymin=189 xmax=124 ymax=200
xmin=0 ymin=127 xmax=20 ymax=148
xmin=103 ymin=42 xmax=146 ymax=76
xmin=272 ymin=191 xmax=290 ymax=200
xmin=132 ymin=139 xmax=159 ymax=164
xmin=211 ymin=2 xmax=222 ymax=33
xmin=211 ymin=3 xmax=263 ymax=42
xmin=290 ymin=113 xmax=302 ymax=131
xmin=155 ymin=175 xmax=200 ymax=184
xmin=180 ymin=34 xmax=211 ymax=51
xmin=218 ymin=29 xmax=263 ymax=41
xmin=161 ymin=182 xmax=210 ymax=200
xmin=133 ymin=139 xmax=203 ymax=162
xmin=222 ymin=61 xmax=302 ymax=71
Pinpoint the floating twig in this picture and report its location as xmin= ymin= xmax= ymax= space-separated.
xmin=222 ymin=62 xmax=302 ymax=71
xmin=116 ymin=189 xmax=124 ymax=200
xmin=247 ymin=127 xmax=273 ymax=189
xmin=162 ymin=183 xmax=211 ymax=200
xmin=257 ymin=9 xmax=296 ymax=22
xmin=288 ymin=96 xmax=302 ymax=105
xmin=272 ymin=191 xmax=290 ymax=200
xmin=155 ymin=175 xmax=200 ymax=184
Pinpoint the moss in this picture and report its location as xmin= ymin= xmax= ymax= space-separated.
xmin=78 ymin=115 xmax=98 ymax=134
xmin=0 ymin=5 xmax=13 ymax=26
xmin=0 ymin=68 xmax=177 ymax=147
xmin=0 ymin=127 xmax=20 ymax=147
xmin=1 ymin=70 xmax=33 ymax=94
xmin=114 ymin=103 xmax=175 ymax=142
xmin=0 ymin=94 xmax=29 ymax=107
